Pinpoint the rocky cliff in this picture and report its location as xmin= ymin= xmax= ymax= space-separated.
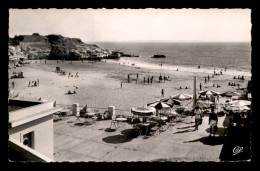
xmin=9 ymin=33 xmax=111 ymax=60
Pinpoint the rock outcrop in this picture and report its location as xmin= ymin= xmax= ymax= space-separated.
xmin=9 ymin=33 xmax=111 ymax=60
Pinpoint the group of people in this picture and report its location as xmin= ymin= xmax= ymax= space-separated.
xmin=68 ymin=72 xmax=79 ymax=78
xmin=28 ymin=79 xmax=39 ymax=87
xmin=233 ymin=75 xmax=245 ymax=80
xmin=228 ymin=82 xmax=240 ymax=87
xmin=177 ymin=86 xmax=189 ymax=90
xmin=213 ymin=71 xmax=223 ymax=76
xmin=159 ymin=75 xmax=170 ymax=83
xmin=127 ymin=73 xmax=171 ymax=85
xmin=213 ymin=83 xmax=221 ymax=88
xmin=144 ymin=76 xmax=154 ymax=84
xmin=192 ymin=106 xmax=218 ymax=137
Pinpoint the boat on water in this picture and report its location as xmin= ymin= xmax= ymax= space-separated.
xmin=152 ymin=54 xmax=166 ymax=58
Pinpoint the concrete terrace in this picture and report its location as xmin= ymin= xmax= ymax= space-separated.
xmin=53 ymin=115 xmax=226 ymax=162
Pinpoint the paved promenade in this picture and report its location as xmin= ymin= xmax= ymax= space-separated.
xmin=53 ymin=114 xmax=226 ymax=162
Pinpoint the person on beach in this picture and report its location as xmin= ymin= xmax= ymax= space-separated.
xmin=12 ymin=81 xmax=15 ymax=88
xmin=205 ymin=77 xmax=207 ymax=84
xmin=208 ymin=75 xmax=210 ymax=81
xmin=193 ymin=106 xmax=202 ymax=130
xmin=121 ymin=81 xmax=122 ymax=88
xmin=144 ymin=77 xmax=146 ymax=84
xmin=198 ymin=66 xmax=200 ymax=69
xmin=209 ymin=107 xmax=218 ymax=137
xmin=128 ymin=74 xmax=130 ymax=83
xmin=200 ymin=83 xmax=202 ymax=90
xmin=147 ymin=77 xmax=150 ymax=84
xmin=34 ymin=81 xmax=37 ymax=87
xmin=37 ymin=79 xmax=39 ymax=86
xmin=151 ymin=77 xmax=153 ymax=84
xmin=28 ymin=81 xmax=31 ymax=87
xmin=161 ymin=89 xmax=164 ymax=97
xmin=137 ymin=73 xmax=139 ymax=79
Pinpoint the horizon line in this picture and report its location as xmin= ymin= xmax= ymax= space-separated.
xmin=87 ymin=40 xmax=251 ymax=43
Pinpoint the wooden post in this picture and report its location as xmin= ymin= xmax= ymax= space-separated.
xmin=193 ymin=76 xmax=197 ymax=108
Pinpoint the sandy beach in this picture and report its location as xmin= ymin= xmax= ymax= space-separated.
xmin=8 ymin=59 xmax=251 ymax=114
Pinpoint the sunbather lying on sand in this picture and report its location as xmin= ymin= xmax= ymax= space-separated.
xmin=67 ymin=90 xmax=76 ymax=94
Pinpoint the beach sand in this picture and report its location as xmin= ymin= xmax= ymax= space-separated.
xmin=8 ymin=59 xmax=250 ymax=115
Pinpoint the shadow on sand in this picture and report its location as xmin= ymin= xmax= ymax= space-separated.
xmin=183 ymin=136 xmax=226 ymax=146
xmin=205 ymin=127 xmax=226 ymax=136
xmin=177 ymin=125 xmax=195 ymax=129
xmin=104 ymin=128 xmax=116 ymax=132
xmin=74 ymin=123 xmax=85 ymax=126
xmin=102 ymin=129 xmax=139 ymax=144
xmin=173 ymin=129 xmax=196 ymax=134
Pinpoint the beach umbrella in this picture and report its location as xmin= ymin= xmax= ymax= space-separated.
xmin=231 ymin=96 xmax=239 ymax=100
xmin=171 ymin=93 xmax=193 ymax=101
xmin=131 ymin=107 xmax=155 ymax=117
xmin=148 ymin=101 xmax=171 ymax=118
xmin=196 ymin=100 xmax=214 ymax=109
xmin=198 ymin=90 xmax=220 ymax=96
xmin=175 ymin=106 xmax=188 ymax=110
xmin=226 ymin=105 xmax=250 ymax=111
xmin=154 ymin=97 xmax=181 ymax=107
xmin=166 ymin=98 xmax=181 ymax=105
xmin=220 ymin=91 xmax=241 ymax=97
xmin=148 ymin=102 xmax=171 ymax=110
xmin=228 ymin=100 xmax=251 ymax=106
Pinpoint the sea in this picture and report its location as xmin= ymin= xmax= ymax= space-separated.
xmin=93 ymin=42 xmax=252 ymax=77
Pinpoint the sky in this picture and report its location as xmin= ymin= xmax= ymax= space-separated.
xmin=9 ymin=9 xmax=251 ymax=42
